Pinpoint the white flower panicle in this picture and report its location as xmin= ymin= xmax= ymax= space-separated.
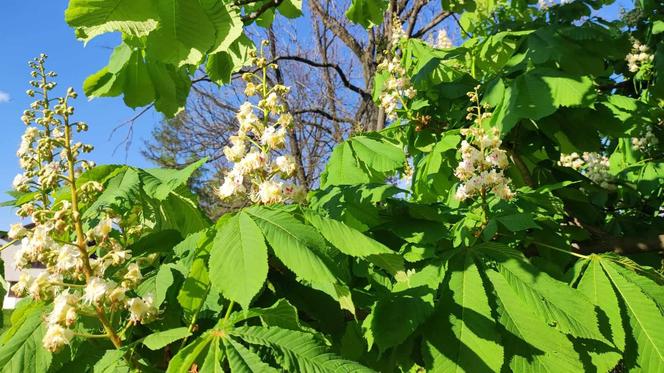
xmin=558 ymin=152 xmax=614 ymax=189
xmin=389 ymin=15 xmax=407 ymax=47
xmin=377 ymin=56 xmax=417 ymax=121
xmin=435 ymin=29 xmax=453 ymax=49
xmin=455 ymin=87 xmax=514 ymax=202
xmin=216 ymin=41 xmax=306 ymax=205
xmin=8 ymin=55 xmax=158 ymax=354
xmin=626 ymin=40 xmax=654 ymax=74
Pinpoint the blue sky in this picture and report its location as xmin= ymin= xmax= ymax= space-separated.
xmin=0 ymin=1 xmax=157 ymax=230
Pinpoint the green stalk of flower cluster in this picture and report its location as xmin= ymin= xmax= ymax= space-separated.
xmin=61 ymin=107 xmax=123 ymax=348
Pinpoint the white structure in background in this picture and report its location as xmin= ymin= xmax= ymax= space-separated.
xmin=0 ymin=228 xmax=44 ymax=309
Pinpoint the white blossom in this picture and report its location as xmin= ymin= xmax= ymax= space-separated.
xmin=8 ymin=223 xmax=27 ymax=240
xmin=83 ymin=277 xmax=108 ymax=304
xmin=127 ymin=294 xmax=157 ymax=324
xmin=56 ymin=245 xmax=81 ymax=272
xmin=42 ymin=324 xmax=74 ymax=352
xmin=455 ymin=126 xmax=514 ymax=201
xmin=275 ymin=155 xmax=297 ymax=177
xmin=12 ymin=174 xmax=30 ymax=191
xmin=257 ymin=180 xmax=284 ymax=204
xmin=260 ymin=126 xmax=286 ymax=149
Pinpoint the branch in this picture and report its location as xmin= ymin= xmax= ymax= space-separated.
xmin=242 ymin=0 xmax=284 ymax=22
xmin=412 ymin=11 xmax=452 ymax=38
xmin=404 ymin=0 xmax=425 ymax=37
xmin=274 ymin=55 xmax=371 ymax=99
xmin=576 ymin=234 xmax=664 ymax=255
xmin=309 ymin=0 xmax=365 ymax=60
xmin=292 ymin=108 xmax=354 ymax=123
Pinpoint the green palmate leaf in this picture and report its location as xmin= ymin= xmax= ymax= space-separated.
xmin=601 ymin=260 xmax=664 ymax=372
xmin=232 ymin=326 xmax=374 ymax=372
xmin=0 ymin=303 xmax=51 ymax=373
xmin=493 ymin=68 xmax=596 ymax=133
xmin=224 ymin=338 xmax=278 ymax=373
xmin=64 ymin=0 xmax=158 ymax=42
xmin=209 ymin=212 xmax=269 ymax=309
xmin=485 ymin=269 xmax=584 ymax=373
xmin=350 ymin=135 xmax=405 ymax=173
xmin=478 ymin=244 xmax=603 ymax=340
xmin=244 ymin=206 xmax=349 ymax=308
xmin=142 ymin=158 xmax=207 ymax=200
xmin=345 ymin=0 xmax=388 ymax=29
xmin=576 ymin=258 xmax=623 ymax=372
xmin=303 ymin=209 xmax=404 ymax=276
xmin=143 ymin=327 xmax=191 ymax=350
xmin=320 ymin=142 xmax=371 ymax=187
xmin=424 ymin=251 xmax=503 ymax=372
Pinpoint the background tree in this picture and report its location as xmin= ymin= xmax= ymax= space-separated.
xmin=141 ymin=1 xmax=457 ymax=216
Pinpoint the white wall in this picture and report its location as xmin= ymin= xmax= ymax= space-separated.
xmin=0 ymin=238 xmax=44 ymax=309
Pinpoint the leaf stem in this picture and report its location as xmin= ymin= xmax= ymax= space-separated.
xmin=531 ymin=241 xmax=589 ymax=259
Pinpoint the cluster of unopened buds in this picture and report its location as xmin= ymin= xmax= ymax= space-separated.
xmin=626 ymin=40 xmax=653 ymax=74
xmin=559 ymin=152 xmax=614 ymax=189
xmin=631 ymin=125 xmax=658 ymax=152
xmin=389 ymin=14 xmax=407 ymax=48
xmin=455 ymin=88 xmax=514 ymax=201
xmin=216 ymin=40 xmax=305 ymax=205
xmin=8 ymin=55 xmax=156 ymax=353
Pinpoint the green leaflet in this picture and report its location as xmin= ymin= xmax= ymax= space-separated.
xmin=303 ymin=209 xmax=404 ymax=276
xmin=224 ymin=338 xmax=278 ymax=373
xmin=146 ymin=0 xmax=216 ymax=65
xmin=199 ymin=0 xmax=243 ymax=54
xmin=491 ymin=68 xmax=596 ymax=134
xmin=423 ymin=250 xmax=503 ymax=372
xmin=478 ymin=244 xmax=604 ymax=341
xmin=485 ymin=269 xmax=584 ymax=372
xmin=167 ymin=336 xmax=215 ymax=373
xmin=231 ymin=326 xmax=374 ymax=372
xmin=368 ymin=264 xmax=440 ymax=352
xmin=345 ymin=0 xmax=388 ymax=28
xmin=142 ymin=327 xmax=191 ymax=350
xmin=320 ymin=134 xmax=405 ymax=187
xmin=177 ymin=230 xmax=213 ymax=323
xmin=0 ymin=303 xmax=51 ymax=373
xmin=320 ymin=142 xmax=372 ymax=187
xmin=350 ymin=135 xmax=405 ymax=173
xmin=229 ymin=299 xmax=302 ymax=331
xmin=576 ymin=258 xmax=624 ymax=372
xmin=601 ymin=259 xmax=664 ymax=372
xmin=64 ymin=0 xmax=158 ymax=42
xmin=244 ymin=206 xmax=353 ymax=311
xmin=200 ymin=339 xmax=224 ymax=373
xmin=209 ymin=212 xmax=269 ymax=309
xmin=93 ymin=350 xmax=131 ymax=373
xmin=142 ymin=158 xmax=207 ymax=200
